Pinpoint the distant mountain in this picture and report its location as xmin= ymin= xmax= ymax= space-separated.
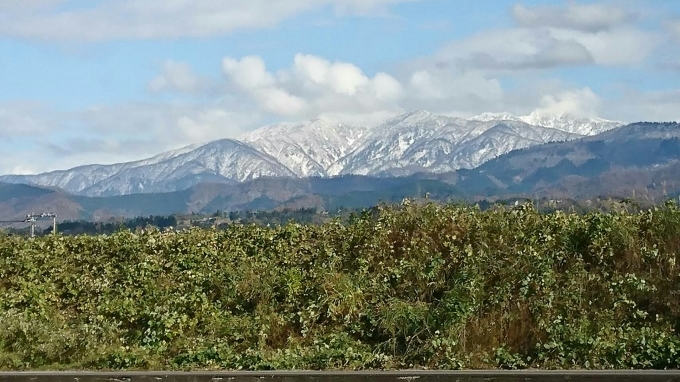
xmin=470 ymin=111 xmax=623 ymax=135
xmin=0 ymin=110 xmax=624 ymax=197
xmin=240 ymin=119 xmax=368 ymax=177
xmin=2 ymin=140 xmax=295 ymax=197
xmin=0 ymin=183 xmax=84 ymax=223
xmin=341 ymin=111 xmax=582 ymax=176
xmin=2 ymin=123 xmax=680 ymax=220
xmin=456 ymin=122 xmax=680 ymax=199
xmin=0 ymin=175 xmax=461 ymax=222
xmin=1 ymin=144 xmax=202 ymax=196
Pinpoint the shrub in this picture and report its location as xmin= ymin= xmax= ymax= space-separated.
xmin=1 ymin=201 xmax=680 ymax=370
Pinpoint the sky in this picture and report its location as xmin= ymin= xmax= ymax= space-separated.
xmin=1 ymin=0 xmax=680 ymax=175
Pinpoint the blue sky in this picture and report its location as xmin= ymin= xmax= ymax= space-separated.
xmin=1 ymin=0 xmax=679 ymax=174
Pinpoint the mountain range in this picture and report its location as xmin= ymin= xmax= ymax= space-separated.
xmin=0 ymin=110 xmax=623 ymax=197
xmin=455 ymin=121 xmax=680 ymax=199
xmin=3 ymin=112 xmax=680 ymax=223
xmin=1 ymin=119 xmax=679 ymax=223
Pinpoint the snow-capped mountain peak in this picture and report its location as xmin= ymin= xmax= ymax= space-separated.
xmin=518 ymin=111 xmax=624 ymax=136
xmin=469 ymin=112 xmax=520 ymax=122
xmin=471 ymin=111 xmax=624 ymax=136
xmin=0 ymin=111 xmax=630 ymax=197
xmin=240 ymin=118 xmax=368 ymax=177
xmin=385 ymin=110 xmax=464 ymax=128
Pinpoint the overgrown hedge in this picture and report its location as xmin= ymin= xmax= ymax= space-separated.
xmin=1 ymin=201 xmax=680 ymax=370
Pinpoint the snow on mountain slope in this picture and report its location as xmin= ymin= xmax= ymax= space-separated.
xmin=0 ymin=143 xmax=202 ymax=194
xmin=470 ymin=112 xmax=519 ymax=122
xmin=520 ymin=112 xmax=624 ymax=136
xmin=240 ymin=119 xmax=367 ymax=177
xmin=343 ymin=113 xmax=582 ymax=176
xmin=1 ymin=140 xmax=295 ymax=196
xmin=442 ymin=121 xmax=581 ymax=171
xmin=82 ymin=139 xmax=298 ymax=196
xmin=0 ymin=111 xmax=627 ymax=197
xmin=470 ymin=111 xmax=624 ymax=135
xmin=340 ymin=110 xmax=468 ymax=175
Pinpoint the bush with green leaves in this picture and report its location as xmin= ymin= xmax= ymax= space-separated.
xmin=1 ymin=201 xmax=680 ymax=370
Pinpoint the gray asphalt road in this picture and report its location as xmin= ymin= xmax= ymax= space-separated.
xmin=2 ymin=371 xmax=680 ymax=382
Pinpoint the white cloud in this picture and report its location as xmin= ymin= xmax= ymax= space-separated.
xmin=291 ymin=54 xmax=376 ymax=96
xmin=608 ymin=89 xmax=680 ymax=122
xmin=507 ymin=2 xmax=660 ymax=67
xmin=76 ymin=102 xmax=261 ymax=146
xmin=176 ymin=109 xmax=261 ymax=143
xmin=666 ymin=19 xmax=680 ymax=40
xmin=372 ymin=72 xmax=404 ymax=101
xmin=550 ymin=27 xmax=660 ymax=66
xmin=534 ymin=87 xmax=603 ymax=118
xmin=0 ymin=0 xmax=418 ymax=41
xmin=2 ymin=1 xmax=678 ymax=176
xmin=220 ymin=54 xmax=405 ymax=122
xmin=0 ymin=102 xmax=54 ymax=138
xmin=408 ymin=69 xmax=503 ymax=105
xmin=512 ymin=2 xmax=637 ymax=32
xmin=222 ymin=56 xmax=308 ymax=116
xmin=0 ymin=100 xmax=266 ymax=174
xmin=222 ymin=56 xmax=275 ymax=90
xmin=431 ymin=25 xmax=657 ymax=71
xmin=436 ymin=29 xmax=573 ymax=70
xmin=432 ymin=28 xmax=594 ymax=72
xmin=149 ymin=60 xmax=205 ymax=94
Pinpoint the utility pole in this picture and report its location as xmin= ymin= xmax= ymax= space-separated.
xmin=25 ymin=213 xmax=58 ymax=238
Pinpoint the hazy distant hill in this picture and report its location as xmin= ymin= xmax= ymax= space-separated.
xmin=0 ymin=175 xmax=460 ymax=221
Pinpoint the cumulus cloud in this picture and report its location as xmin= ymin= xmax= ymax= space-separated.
xmin=149 ymin=60 xmax=206 ymax=94
xmin=512 ymin=2 xmax=637 ymax=32
xmin=220 ymin=54 xmax=405 ymax=123
xmin=0 ymin=51 xmax=500 ymax=173
xmin=0 ymin=0 xmax=418 ymax=41
xmin=295 ymin=56 xmax=369 ymax=95
xmin=533 ymin=88 xmax=603 ymax=118
xmin=215 ymin=52 xmax=583 ymax=123
xmin=222 ymin=56 xmax=275 ymax=90
xmin=2 ymin=46 xmax=672 ymax=175
xmin=2 ymin=1 xmax=676 ymax=176
xmin=222 ymin=56 xmax=307 ymax=116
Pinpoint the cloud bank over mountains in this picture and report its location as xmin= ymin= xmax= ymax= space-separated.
xmin=0 ymin=1 xmax=679 ymax=175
